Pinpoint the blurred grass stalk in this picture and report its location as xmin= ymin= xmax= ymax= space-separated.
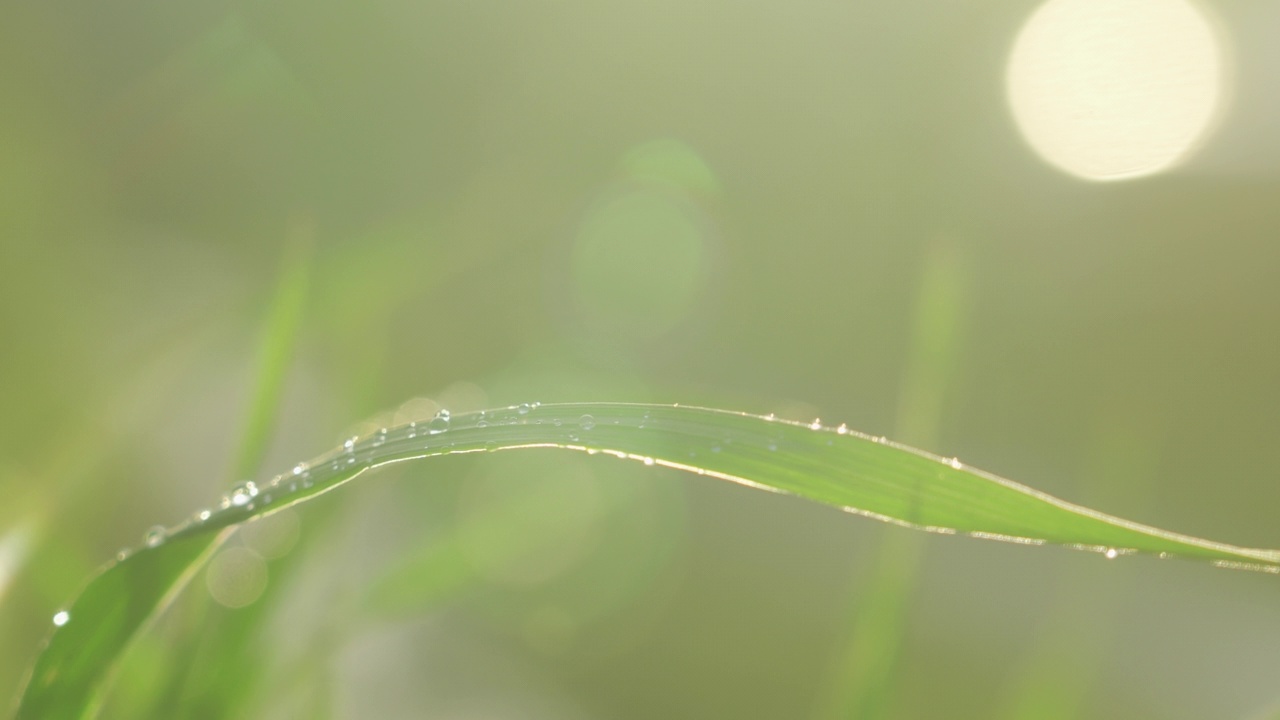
xmin=104 ymin=219 xmax=312 ymax=718
xmin=997 ymin=405 xmax=1163 ymax=720
xmin=814 ymin=239 xmax=970 ymax=719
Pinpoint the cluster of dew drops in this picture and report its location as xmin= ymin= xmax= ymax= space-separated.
xmin=50 ymin=403 xmax=928 ymax=629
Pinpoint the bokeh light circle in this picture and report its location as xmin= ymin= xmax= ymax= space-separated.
xmin=1006 ymin=0 xmax=1226 ymax=181
xmin=572 ymin=190 xmax=707 ymax=340
xmin=205 ymin=545 xmax=269 ymax=609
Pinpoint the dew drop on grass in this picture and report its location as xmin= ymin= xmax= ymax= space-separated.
xmin=293 ymin=463 xmax=308 ymax=476
xmin=231 ymin=481 xmax=259 ymax=507
xmin=579 ymin=414 xmax=596 ymax=430
xmin=517 ymin=402 xmax=532 ymax=415
xmin=343 ymin=437 xmax=356 ymax=452
xmin=949 ymin=458 xmax=963 ymax=469
xmin=809 ymin=419 xmax=823 ymax=430
xmin=643 ymin=456 xmax=655 ymax=466
xmin=372 ymin=429 xmax=388 ymax=447
xmin=144 ymin=526 xmax=167 ymax=548
xmin=52 ymin=610 xmax=69 ymax=627
xmin=428 ymin=410 xmax=451 ymax=434
xmin=837 ymin=423 xmax=849 ymax=435
xmin=1104 ymin=547 xmax=1119 ymax=559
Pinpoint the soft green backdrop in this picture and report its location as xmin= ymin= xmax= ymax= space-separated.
xmin=2 ymin=0 xmax=1279 ymax=718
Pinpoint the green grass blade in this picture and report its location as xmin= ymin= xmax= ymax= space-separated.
xmin=228 ymin=220 xmax=312 ymax=482
xmin=15 ymin=402 xmax=1280 ymax=718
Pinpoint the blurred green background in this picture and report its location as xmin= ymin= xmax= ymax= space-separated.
xmin=3 ymin=0 xmax=1280 ymax=717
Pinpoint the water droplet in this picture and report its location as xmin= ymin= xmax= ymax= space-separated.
xmin=372 ymin=429 xmax=388 ymax=446
xmin=949 ymin=458 xmax=963 ymax=469
xmin=765 ymin=413 xmax=776 ymax=421
xmin=407 ymin=421 xmax=418 ymax=438
xmin=231 ymin=481 xmax=259 ymax=507
xmin=144 ymin=526 xmax=167 ymax=548
xmin=52 ymin=611 xmax=70 ymax=627
xmin=809 ymin=419 xmax=823 ymax=430
xmin=428 ymin=410 xmax=451 ymax=434
xmin=343 ymin=437 xmax=356 ymax=452
xmin=517 ymin=402 xmax=532 ymax=415
xmin=553 ymin=418 xmax=562 ymax=427
xmin=192 ymin=509 xmax=212 ymax=524
xmin=643 ymin=457 xmax=655 ymax=466
xmin=476 ymin=411 xmax=489 ymax=428
xmin=579 ymin=414 xmax=596 ymax=430
xmin=116 ymin=550 xmax=130 ymax=562
xmin=293 ymin=463 xmax=308 ymax=476
xmin=1104 ymin=547 xmax=1119 ymax=559
xmin=837 ymin=423 xmax=849 ymax=435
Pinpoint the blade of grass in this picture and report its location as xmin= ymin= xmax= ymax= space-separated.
xmin=150 ymin=225 xmax=312 ymax=719
xmin=997 ymin=405 xmax=1164 ymax=720
xmin=815 ymin=240 xmax=971 ymax=719
xmin=16 ymin=401 xmax=1280 ymax=719
xmin=228 ymin=217 xmax=312 ymax=482
xmin=66 ymin=231 xmax=310 ymax=720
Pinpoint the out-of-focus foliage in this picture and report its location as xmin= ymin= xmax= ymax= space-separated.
xmin=3 ymin=0 xmax=1280 ymax=718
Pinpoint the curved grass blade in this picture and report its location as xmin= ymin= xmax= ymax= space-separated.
xmin=16 ymin=402 xmax=1280 ymax=718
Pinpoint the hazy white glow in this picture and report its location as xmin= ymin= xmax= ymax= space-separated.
xmin=52 ymin=610 xmax=70 ymax=627
xmin=0 ymin=524 xmax=33 ymax=606
xmin=1006 ymin=0 xmax=1225 ymax=180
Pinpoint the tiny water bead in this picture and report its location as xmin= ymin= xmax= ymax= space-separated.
xmin=517 ymin=402 xmax=532 ymax=415
xmin=579 ymin=414 xmax=596 ymax=430
xmin=231 ymin=481 xmax=259 ymax=507
xmin=343 ymin=437 xmax=356 ymax=452
xmin=52 ymin=611 xmax=69 ymax=627
xmin=949 ymin=458 xmax=963 ymax=469
xmin=1105 ymin=547 xmax=1119 ymax=560
xmin=292 ymin=463 xmax=308 ymax=476
xmin=144 ymin=526 xmax=167 ymax=548
xmin=372 ymin=428 xmax=388 ymax=446
xmin=809 ymin=419 xmax=823 ymax=430
xmin=836 ymin=423 xmax=849 ymax=435
xmin=428 ymin=409 xmax=451 ymax=434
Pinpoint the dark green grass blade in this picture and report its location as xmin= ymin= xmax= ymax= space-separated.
xmin=15 ymin=402 xmax=1280 ymax=718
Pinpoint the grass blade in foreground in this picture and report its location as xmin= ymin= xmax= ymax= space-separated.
xmin=16 ymin=402 xmax=1280 ymax=718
